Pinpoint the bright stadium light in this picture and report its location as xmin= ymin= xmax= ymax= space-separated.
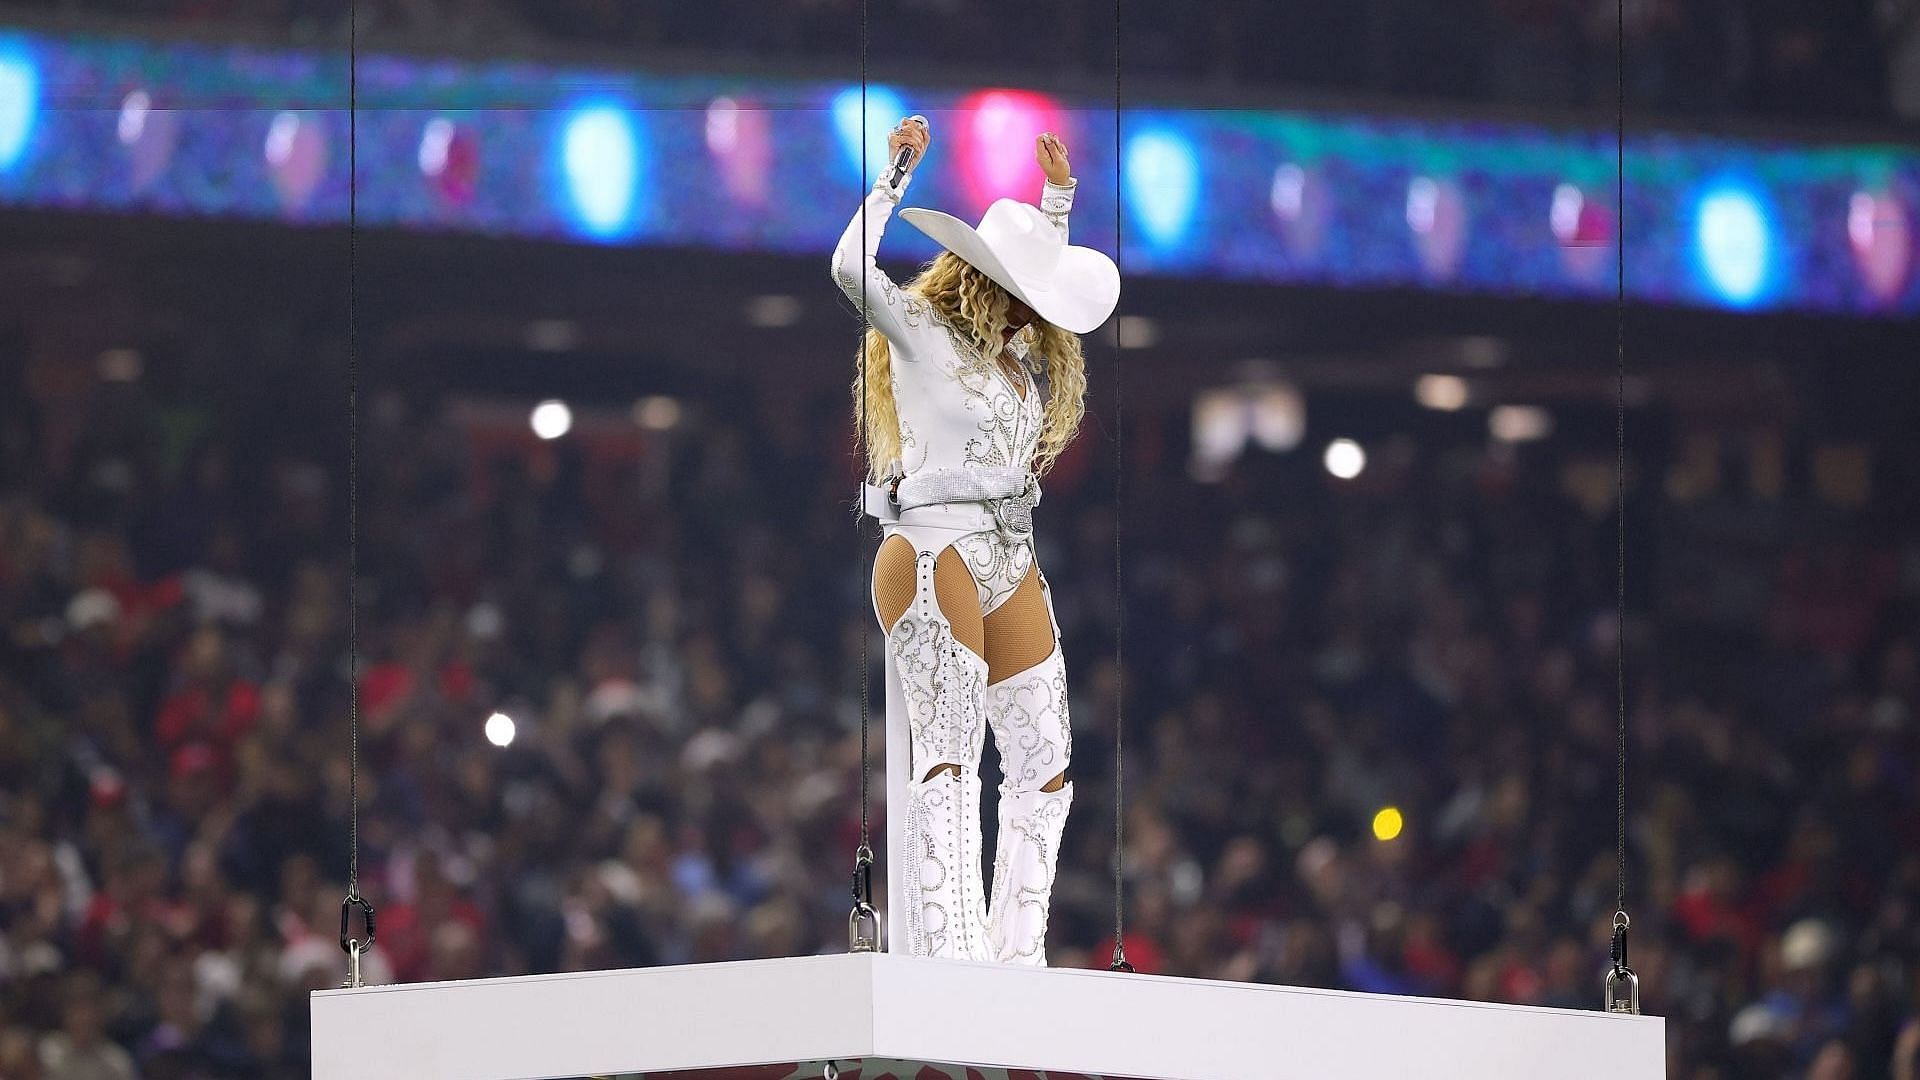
xmin=1406 ymin=176 xmax=1440 ymax=235
xmin=1324 ymin=438 xmax=1366 ymax=480
xmin=705 ymin=97 xmax=742 ymax=155
xmin=830 ymin=84 xmax=903 ymax=180
xmin=1414 ymin=375 xmax=1469 ymax=411
xmin=484 ymin=711 xmax=516 ymax=748
xmin=0 ymin=41 xmax=39 ymax=173
xmin=1847 ymin=188 xmax=1912 ymax=305
xmin=1489 ymin=405 xmax=1553 ymax=443
xmin=264 ymin=111 xmax=302 ymax=167
xmin=1271 ymin=163 xmax=1307 ymax=221
xmin=530 ymin=400 xmax=573 ymax=440
xmin=1249 ymin=382 xmax=1306 ymax=452
xmin=1695 ymin=184 xmax=1773 ymax=307
xmin=418 ymin=117 xmax=455 ymax=175
xmin=1372 ymin=806 xmax=1404 ymax=842
xmin=563 ymin=105 xmax=642 ymax=238
xmin=1124 ymin=128 xmax=1200 ymax=251
xmin=117 ymin=89 xmax=151 ymax=146
xmin=957 ymin=89 xmax=1060 ymax=205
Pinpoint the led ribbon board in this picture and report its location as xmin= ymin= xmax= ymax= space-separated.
xmin=2 ymin=27 xmax=1917 ymax=315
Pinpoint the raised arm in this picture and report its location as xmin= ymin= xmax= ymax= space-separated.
xmin=831 ymin=176 xmax=917 ymax=344
xmin=1036 ymin=132 xmax=1076 ymax=242
xmin=831 ymin=116 xmax=930 ymax=345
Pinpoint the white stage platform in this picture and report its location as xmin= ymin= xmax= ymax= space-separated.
xmin=312 ymin=952 xmax=1663 ymax=1080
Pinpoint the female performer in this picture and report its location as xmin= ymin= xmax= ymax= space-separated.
xmin=832 ymin=117 xmax=1119 ymax=964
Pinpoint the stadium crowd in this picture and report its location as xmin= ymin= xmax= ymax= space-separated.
xmin=0 ymin=335 xmax=1918 ymax=1079
xmin=6 ymin=0 xmax=1918 ymax=123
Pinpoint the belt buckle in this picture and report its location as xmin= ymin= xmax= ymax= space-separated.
xmin=990 ymin=477 xmax=1037 ymax=539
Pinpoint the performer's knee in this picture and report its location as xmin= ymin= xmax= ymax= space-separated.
xmin=991 ymin=678 xmax=1072 ymax=796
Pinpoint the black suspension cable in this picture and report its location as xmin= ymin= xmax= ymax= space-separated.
xmin=847 ymin=0 xmax=879 ymax=953
xmin=1108 ymin=0 xmax=1132 ymax=976
xmin=857 ymin=0 xmax=869 ymax=855
xmin=1612 ymin=0 xmax=1628 ymax=921
xmin=337 ymin=0 xmax=375 ymax=986
xmin=1605 ymin=0 xmax=1638 ymax=1015
xmin=346 ymin=0 xmax=358 ymax=901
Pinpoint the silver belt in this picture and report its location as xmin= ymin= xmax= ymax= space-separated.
xmin=862 ymin=467 xmax=1040 ymax=539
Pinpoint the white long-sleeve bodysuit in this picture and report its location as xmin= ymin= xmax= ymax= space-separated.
xmin=832 ymin=173 xmax=1080 ymax=963
xmin=832 ymin=173 xmax=1076 ymax=610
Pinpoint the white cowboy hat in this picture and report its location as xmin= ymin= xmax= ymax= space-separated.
xmin=900 ymin=199 xmax=1120 ymax=335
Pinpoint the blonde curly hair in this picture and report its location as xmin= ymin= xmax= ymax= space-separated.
xmin=853 ymin=251 xmax=1087 ymax=484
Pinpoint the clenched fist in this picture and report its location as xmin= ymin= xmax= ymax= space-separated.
xmin=886 ymin=116 xmax=930 ymax=176
xmin=1036 ymin=132 xmax=1071 ymax=186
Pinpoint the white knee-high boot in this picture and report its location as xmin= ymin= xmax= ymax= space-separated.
xmin=985 ymin=643 xmax=1073 ymax=965
xmin=902 ymin=765 xmax=992 ymax=960
xmin=887 ymin=550 xmax=992 ymax=961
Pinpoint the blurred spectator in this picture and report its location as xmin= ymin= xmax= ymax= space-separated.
xmin=38 ymin=975 xmax=136 ymax=1080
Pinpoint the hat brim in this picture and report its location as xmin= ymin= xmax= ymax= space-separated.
xmin=899 ymin=207 xmax=1121 ymax=335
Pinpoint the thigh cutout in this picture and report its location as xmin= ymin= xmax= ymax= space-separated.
xmin=873 ymin=534 xmax=918 ymax=632
xmin=874 ymin=533 xmax=986 ymax=660
xmin=983 ymin=563 xmax=1058 ymax=684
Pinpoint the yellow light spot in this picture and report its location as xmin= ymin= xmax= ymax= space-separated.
xmin=1372 ymin=806 xmax=1404 ymax=842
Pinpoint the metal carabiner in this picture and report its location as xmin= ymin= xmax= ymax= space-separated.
xmin=849 ymin=902 xmax=882 ymax=953
xmin=339 ymin=892 xmax=377 ymax=988
xmin=1604 ymin=910 xmax=1639 ymax=1014
xmin=848 ymin=844 xmax=882 ymax=952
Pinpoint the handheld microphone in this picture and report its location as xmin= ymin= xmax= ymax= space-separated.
xmin=886 ymin=115 xmax=928 ymax=190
